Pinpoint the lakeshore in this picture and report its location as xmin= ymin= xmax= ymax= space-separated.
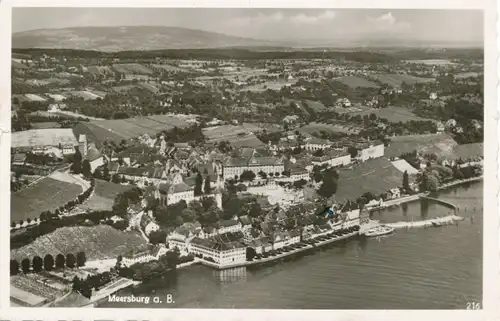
xmin=99 ymin=180 xmax=482 ymax=309
xmin=369 ymin=176 xmax=483 ymax=211
xmin=94 ymin=177 xmax=482 ymax=305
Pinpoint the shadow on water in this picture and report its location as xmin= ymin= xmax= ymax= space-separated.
xmin=401 ymin=202 xmax=408 ymax=217
xmin=420 ymin=199 xmax=429 ymax=219
xmin=131 ymin=270 xmax=179 ymax=295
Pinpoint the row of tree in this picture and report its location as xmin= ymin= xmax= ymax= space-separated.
xmin=10 ymin=252 xmax=86 ymax=275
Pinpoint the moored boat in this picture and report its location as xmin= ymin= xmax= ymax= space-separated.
xmin=364 ymin=225 xmax=395 ymax=237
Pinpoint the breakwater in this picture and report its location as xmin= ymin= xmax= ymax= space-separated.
xmin=385 ymin=215 xmax=464 ymax=229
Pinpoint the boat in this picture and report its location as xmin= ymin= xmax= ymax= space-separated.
xmin=364 ymin=225 xmax=395 ymax=237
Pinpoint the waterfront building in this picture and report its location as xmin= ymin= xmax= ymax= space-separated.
xmin=121 ymin=245 xmax=167 ymax=267
xmin=189 ymin=237 xmax=246 ymax=267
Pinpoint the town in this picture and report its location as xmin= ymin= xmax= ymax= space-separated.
xmin=10 ymin=42 xmax=484 ymax=307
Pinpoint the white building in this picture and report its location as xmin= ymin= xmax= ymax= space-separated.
xmin=303 ymin=137 xmax=332 ymax=151
xmin=121 ymin=246 xmax=168 ymax=267
xmin=357 ymin=142 xmax=385 ymax=162
xmin=223 ymin=157 xmax=284 ymax=181
xmin=189 ymin=237 xmax=246 ymax=267
xmin=311 ymin=152 xmax=351 ymax=167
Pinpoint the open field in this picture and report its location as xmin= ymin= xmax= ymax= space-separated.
xmin=80 ymin=180 xmax=135 ymax=211
xmin=336 ymin=76 xmax=379 ymax=88
xmin=335 ymin=158 xmax=403 ymax=202
xmin=333 ymin=105 xmax=432 ymax=123
xmin=112 ymin=63 xmax=153 ymax=75
xmin=73 ymin=115 xmax=191 ymax=146
xmin=12 ymin=128 xmax=77 ymax=149
xmin=69 ymin=91 xmax=104 ymax=100
xmin=385 ymin=133 xmax=458 ymax=158
xmin=112 ymin=84 xmax=140 ymax=93
xmin=370 ymin=73 xmax=435 ymax=87
xmin=304 ymin=100 xmax=328 ymax=112
xmin=455 ymin=72 xmax=481 ymax=79
xmin=299 ymin=121 xmax=362 ymax=135
xmin=11 ymin=225 xmax=148 ymax=262
xmin=11 ymin=177 xmax=82 ymax=222
xmin=403 ymin=59 xmax=456 ymax=65
xmin=151 ymin=63 xmax=187 ymax=72
xmin=437 ymin=143 xmax=483 ymax=160
xmin=245 ymin=80 xmax=296 ymax=92
xmin=203 ymin=125 xmax=266 ymax=148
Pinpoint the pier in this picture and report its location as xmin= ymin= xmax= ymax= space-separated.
xmin=385 ymin=215 xmax=464 ymax=229
xmin=419 ymin=196 xmax=458 ymax=211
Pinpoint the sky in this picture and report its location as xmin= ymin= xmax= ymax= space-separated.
xmin=12 ymin=8 xmax=483 ymax=44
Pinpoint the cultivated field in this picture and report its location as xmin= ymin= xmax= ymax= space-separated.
xmin=404 ymin=59 xmax=456 ymax=66
xmin=455 ymin=72 xmax=481 ymax=79
xmin=11 ymin=177 xmax=82 ymax=222
xmin=385 ymin=133 xmax=458 ymax=158
xmin=299 ymin=121 xmax=362 ymax=135
xmin=70 ymin=91 xmax=103 ymax=100
xmin=151 ymin=63 xmax=186 ymax=72
xmin=245 ymin=80 xmax=296 ymax=92
xmin=304 ymin=100 xmax=328 ymax=112
xmin=203 ymin=125 xmax=266 ymax=148
xmin=370 ymin=73 xmax=435 ymax=87
xmin=11 ymin=225 xmax=148 ymax=262
xmin=80 ymin=180 xmax=135 ymax=211
xmin=112 ymin=63 xmax=153 ymax=75
xmin=335 ymin=158 xmax=403 ymax=202
xmin=334 ymin=105 xmax=432 ymax=123
xmin=336 ymin=76 xmax=379 ymax=88
xmin=73 ymin=115 xmax=192 ymax=146
xmin=438 ymin=143 xmax=483 ymax=160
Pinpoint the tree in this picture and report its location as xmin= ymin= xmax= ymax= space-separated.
xmin=313 ymin=149 xmax=325 ymax=157
xmin=76 ymin=252 xmax=87 ymax=268
xmin=32 ymin=256 xmax=43 ymax=273
xmin=21 ymin=258 xmax=30 ymax=274
xmin=55 ymin=254 xmax=65 ymax=269
xmin=66 ymin=253 xmax=76 ymax=268
xmin=112 ymin=194 xmax=129 ymax=217
xmin=149 ymin=230 xmax=167 ymax=245
xmin=347 ymin=146 xmax=358 ymax=158
xmin=82 ymin=159 xmax=92 ymax=177
xmin=240 ymin=170 xmax=256 ymax=182
xmin=403 ymin=170 xmax=410 ymax=191
xmin=43 ymin=254 xmax=54 ymax=271
xmin=10 ymin=259 xmax=19 ymax=276
xmin=317 ymin=175 xmax=338 ymax=199
xmin=204 ymin=177 xmax=211 ymax=194
xmin=194 ymin=173 xmax=203 ymax=196
xmin=71 ymin=148 xmax=82 ymax=174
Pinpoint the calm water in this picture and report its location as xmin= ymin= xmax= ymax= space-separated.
xmin=100 ymin=182 xmax=483 ymax=309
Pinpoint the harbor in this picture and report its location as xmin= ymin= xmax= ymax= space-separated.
xmin=99 ymin=181 xmax=482 ymax=309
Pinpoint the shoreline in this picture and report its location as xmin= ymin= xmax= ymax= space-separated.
xmin=82 ymin=178 xmax=481 ymax=307
xmin=369 ymin=176 xmax=482 ymax=211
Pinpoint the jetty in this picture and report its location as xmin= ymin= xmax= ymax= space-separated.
xmin=385 ymin=215 xmax=464 ymax=229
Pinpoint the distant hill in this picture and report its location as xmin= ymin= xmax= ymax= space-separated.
xmin=12 ymin=26 xmax=283 ymax=51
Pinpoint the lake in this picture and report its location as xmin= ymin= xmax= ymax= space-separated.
xmin=100 ymin=182 xmax=482 ymax=309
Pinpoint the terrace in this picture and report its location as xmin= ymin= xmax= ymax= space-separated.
xmin=335 ymin=158 xmax=403 ymax=202
xmin=11 ymin=225 xmax=148 ymax=262
xmin=11 ymin=177 xmax=82 ymax=222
